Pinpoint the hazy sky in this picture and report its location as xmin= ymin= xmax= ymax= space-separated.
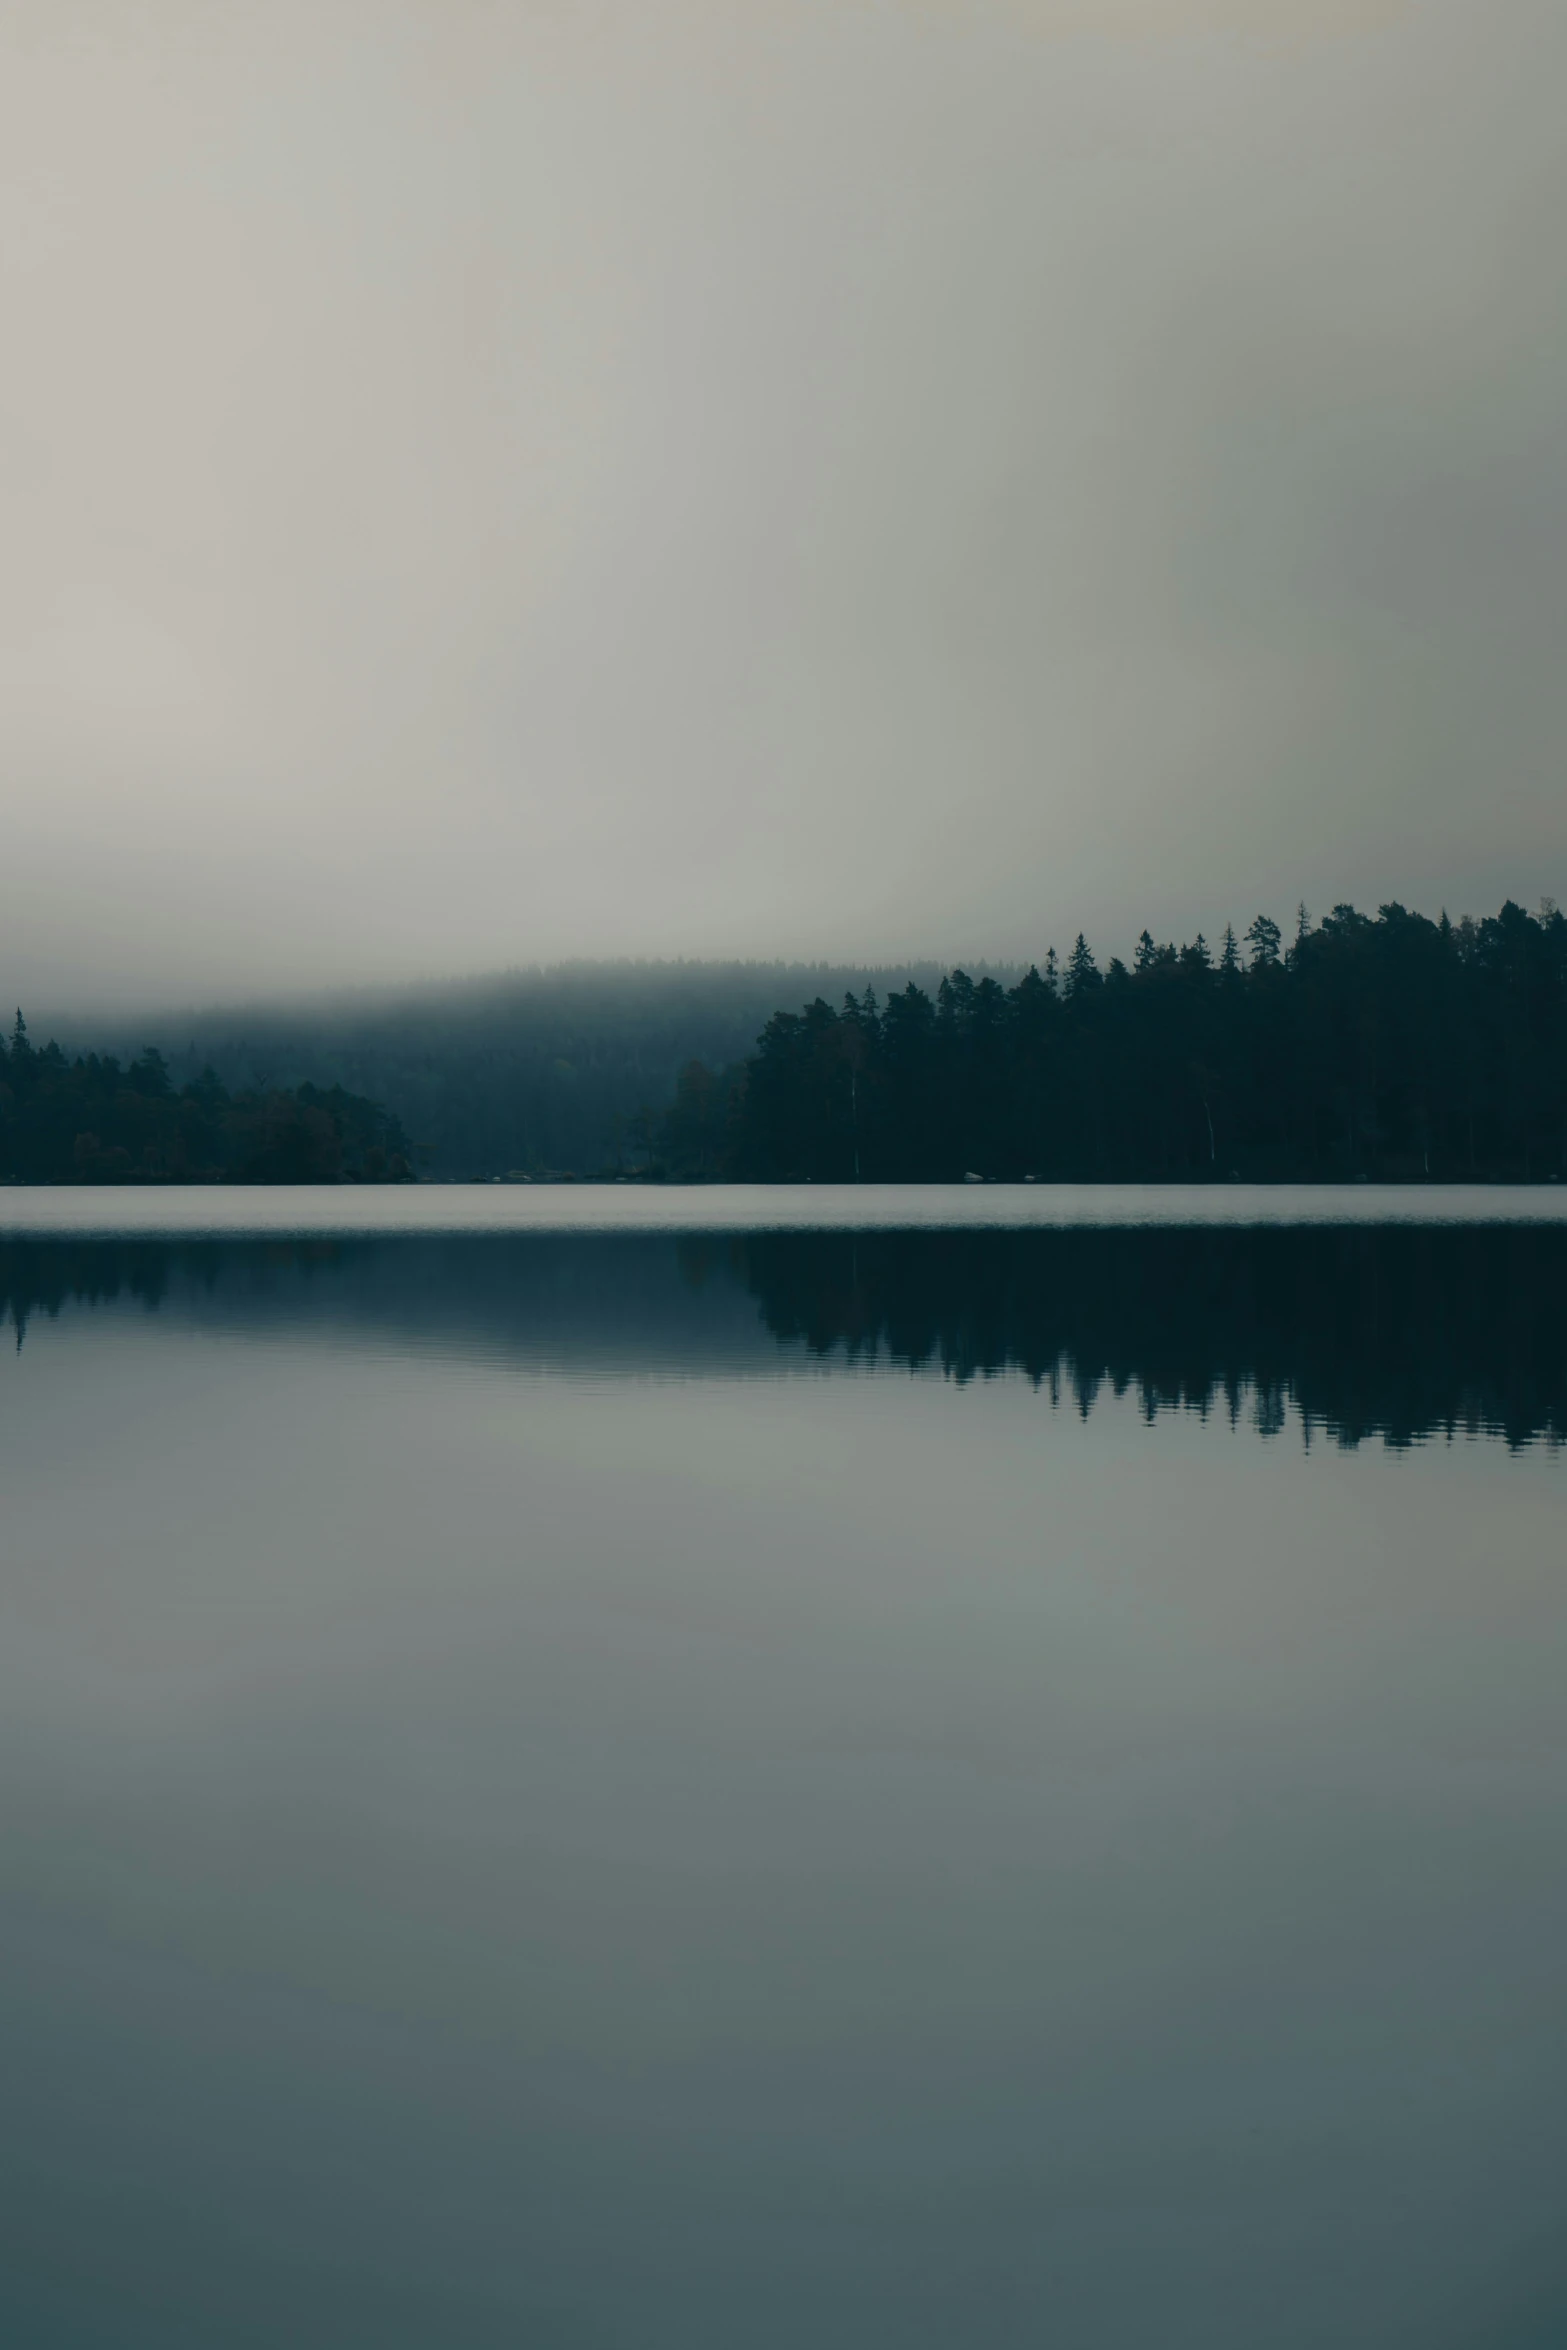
xmin=3 ymin=0 xmax=1563 ymax=1007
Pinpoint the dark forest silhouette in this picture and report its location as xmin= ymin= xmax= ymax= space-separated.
xmin=0 ymin=1012 xmax=411 ymax=1183
xmin=8 ymin=897 xmax=1566 ymax=1182
xmin=684 ymin=899 xmax=1567 ymax=1183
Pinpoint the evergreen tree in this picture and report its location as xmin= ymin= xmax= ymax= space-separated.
xmin=1065 ymin=935 xmax=1100 ymax=1000
xmin=1245 ymin=914 xmax=1282 ymax=968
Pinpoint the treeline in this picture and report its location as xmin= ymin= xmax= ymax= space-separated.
xmin=676 ymin=899 xmax=1567 ymax=1183
xmin=0 ymin=1013 xmax=412 ymax=1183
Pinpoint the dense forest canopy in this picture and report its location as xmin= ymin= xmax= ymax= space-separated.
xmin=679 ymin=899 xmax=1567 ymax=1183
xmin=0 ymin=1013 xmax=412 ymax=1183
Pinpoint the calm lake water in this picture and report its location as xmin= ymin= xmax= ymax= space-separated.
xmin=3 ymin=1190 xmax=1565 ymax=2346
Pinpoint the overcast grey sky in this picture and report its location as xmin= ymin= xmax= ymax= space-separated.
xmin=2 ymin=0 xmax=1562 ymax=1008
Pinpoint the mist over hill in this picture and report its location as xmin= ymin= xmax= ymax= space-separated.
xmin=51 ymin=962 xmax=1021 ymax=1179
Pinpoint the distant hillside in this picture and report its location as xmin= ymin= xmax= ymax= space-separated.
xmin=55 ymin=961 xmax=1022 ymax=1178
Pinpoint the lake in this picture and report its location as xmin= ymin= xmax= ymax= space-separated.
xmin=2 ymin=1188 xmax=1565 ymax=2346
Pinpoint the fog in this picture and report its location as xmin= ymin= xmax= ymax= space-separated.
xmin=3 ymin=0 xmax=1563 ymax=1010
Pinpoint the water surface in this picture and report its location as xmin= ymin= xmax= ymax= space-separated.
xmin=3 ymin=1177 xmax=1566 ymax=1237
xmin=1 ymin=1205 xmax=1563 ymax=2345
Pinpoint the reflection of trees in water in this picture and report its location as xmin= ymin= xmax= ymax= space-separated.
xmin=0 ymin=1235 xmax=767 ymax=1365
xmin=0 ymin=1240 xmax=354 ymax=1348
xmin=726 ymin=1228 xmax=1567 ymax=1451
xmin=1 ymin=1243 xmax=171 ymax=1343
xmin=6 ymin=1227 xmax=1566 ymax=1451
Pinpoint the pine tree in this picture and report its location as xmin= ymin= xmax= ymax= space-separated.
xmin=1065 ymin=935 xmax=1100 ymax=1001
xmin=1245 ymin=914 xmax=1281 ymax=968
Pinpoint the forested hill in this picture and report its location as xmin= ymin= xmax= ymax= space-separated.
xmin=719 ymin=900 xmax=1567 ymax=1184
xmin=54 ymin=961 xmax=1005 ymax=1179
xmin=0 ymin=1016 xmax=411 ymax=1183
xmin=17 ymin=905 xmax=1566 ymax=1184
